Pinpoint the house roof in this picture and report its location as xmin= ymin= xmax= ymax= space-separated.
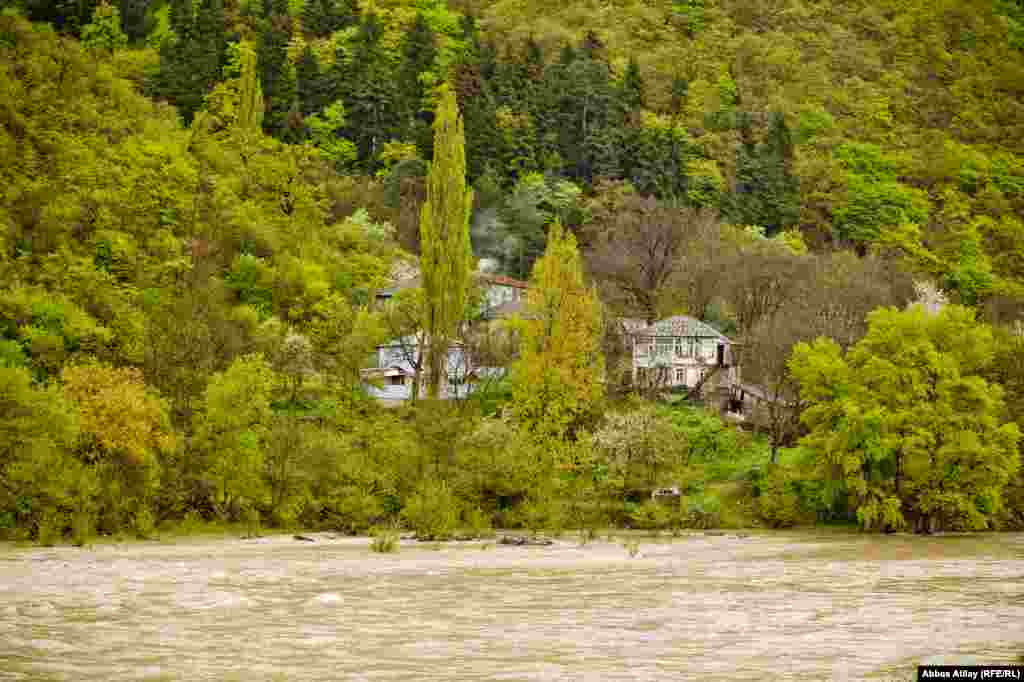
xmin=632 ymin=315 xmax=732 ymax=342
xmin=478 ymin=273 xmax=529 ymax=289
xmin=616 ymin=317 xmax=649 ymax=333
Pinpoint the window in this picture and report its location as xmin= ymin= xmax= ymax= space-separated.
xmin=675 ymin=337 xmax=693 ymax=357
xmin=635 ymin=337 xmax=650 ymax=356
xmin=656 ymin=337 xmax=673 ymax=356
xmin=675 ymin=368 xmax=686 ymax=384
xmin=388 ymin=375 xmax=405 ymax=386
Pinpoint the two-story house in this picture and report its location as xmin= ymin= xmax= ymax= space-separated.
xmin=627 ymin=315 xmax=741 ymax=408
xmin=363 ymin=272 xmax=528 ymax=403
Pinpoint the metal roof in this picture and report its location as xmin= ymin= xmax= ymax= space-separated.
xmin=632 ymin=315 xmax=732 ymax=342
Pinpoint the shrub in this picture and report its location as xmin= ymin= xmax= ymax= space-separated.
xmin=242 ymin=505 xmax=261 ymax=538
xmin=133 ymin=508 xmax=156 ymax=539
xmin=402 ymin=479 xmax=459 ymax=541
xmin=514 ymin=492 xmax=564 ymax=537
xmin=683 ymin=493 xmax=721 ymax=529
xmin=627 ymin=500 xmax=673 ymax=530
xmin=370 ymin=528 xmax=400 ymax=553
xmin=37 ymin=509 xmax=65 ymax=546
xmin=463 ymin=506 xmax=495 ymax=539
xmin=71 ymin=511 xmax=94 ymax=547
xmin=757 ymin=466 xmax=801 ymax=528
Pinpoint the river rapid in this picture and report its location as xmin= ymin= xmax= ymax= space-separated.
xmin=0 ymin=531 xmax=1021 ymax=681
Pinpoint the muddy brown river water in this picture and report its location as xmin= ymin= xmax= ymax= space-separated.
xmin=0 ymin=531 xmax=1021 ymax=681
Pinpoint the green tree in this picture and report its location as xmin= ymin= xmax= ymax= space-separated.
xmin=511 ymin=221 xmax=604 ymax=441
xmin=81 ymin=2 xmax=128 ymax=53
xmin=790 ymin=305 xmax=1021 ymax=532
xmin=258 ymin=3 xmax=298 ymax=139
xmin=117 ymin=0 xmax=152 ymax=42
xmin=0 ymin=366 xmax=80 ymax=538
xmin=61 ymin=362 xmax=175 ymax=534
xmin=302 ymin=0 xmax=358 ymax=37
xmin=420 ymin=84 xmax=474 ymax=399
xmin=193 ymin=353 xmax=277 ymax=520
xmin=398 ymin=12 xmax=438 ymax=153
xmin=620 ymin=56 xmax=644 ymax=111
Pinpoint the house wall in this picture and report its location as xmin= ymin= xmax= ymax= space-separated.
xmin=368 ymin=342 xmax=506 ymax=401
xmin=630 ymin=335 xmax=740 ymax=388
xmin=481 ymin=283 xmax=523 ymax=311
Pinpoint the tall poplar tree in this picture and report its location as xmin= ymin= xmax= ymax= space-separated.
xmin=420 ymin=84 xmax=474 ymax=400
xmin=511 ymin=221 xmax=604 ymax=441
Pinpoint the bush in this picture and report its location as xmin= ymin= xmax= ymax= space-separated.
xmin=242 ymin=505 xmax=261 ymax=538
xmin=514 ymin=491 xmax=564 ymax=537
xmin=683 ymin=493 xmax=721 ymax=529
xmin=370 ymin=528 xmax=400 ymax=553
xmin=37 ymin=509 xmax=65 ymax=546
xmin=325 ymin=487 xmax=386 ymax=535
xmin=627 ymin=500 xmax=673 ymax=530
xmin=757 ymin=466 xmax=801 ymax=528
xmin=133 ymin=508 xmax=156 ymax=539
xmin=402 ymin=479 xmax=459 ymax=541
xmin=463 ymin=506 xmax=495 ymax=539
xmin=71 ymin=510 xmax=94 ymax=547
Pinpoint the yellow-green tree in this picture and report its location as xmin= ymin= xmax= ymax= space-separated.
xmin=790 ymin=305 xmax=1021 ymax=532
xmin=419 ymin=84 xmax=474 ymax=399
xmin=192 ymin=353 xmax=277 ymax=520
xmin=511 ymin=221 xmax=604 ymax=441
xmin=61 ymin=362 xmax=175 ymax=535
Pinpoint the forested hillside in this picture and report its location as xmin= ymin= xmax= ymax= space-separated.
xmin=1 ymin=0 xmax=1023 ymax=541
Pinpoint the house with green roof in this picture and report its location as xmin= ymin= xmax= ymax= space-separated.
xmin=627 ymin=315 xmax=741 ymax=405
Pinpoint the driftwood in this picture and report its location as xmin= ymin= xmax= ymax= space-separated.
xmin=293 ymin=534 xmax=316 ymax=542
xmin=499 ymin=535 xmax=554 ymax=546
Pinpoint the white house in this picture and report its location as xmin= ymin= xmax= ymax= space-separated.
xmin=626 ymin=315 xmax=741 ymax=400
xmin=364 ymin=273 xmax=529 ymax=403
xmin=362 ymin=339 xmax=491 ymax=403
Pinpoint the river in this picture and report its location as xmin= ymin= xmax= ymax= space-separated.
xmin=0 ymin=531 xmax=1021 ymax=681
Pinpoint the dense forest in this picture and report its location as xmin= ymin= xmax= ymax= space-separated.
xmin=1 ymin=0 xmax=1023 ymax=543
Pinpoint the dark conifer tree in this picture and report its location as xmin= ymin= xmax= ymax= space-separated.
xmin=332 ymin=11 xmax=399 ymax=165
xmin=621 ymin=56 xmax=644 ymax=111
xmin=296 ymin=45 xmax=326 ymax=116
xmin=195 ymin=0 xmax=227 ymax=88
xmin=398 ymin=13 xmax=437 ymax=132
xmin=728 ymin=112 xmax=799 ymax=233
xmin=258 ymin=4 xmax=297 ymax=138
xmin=118 ymin=0 xmax=152 ymax=42
xmin=558 ymin=43 xmax=577 ymax=66
xmin=669 ymin=74 xmax=689 ymax=113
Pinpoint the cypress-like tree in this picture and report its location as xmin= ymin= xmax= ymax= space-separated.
xmin=419 ymin=85 xmax=474 ymax=400
xmin=236 ymin=41 xmax=265 ymax=131
xmin=511 ymin=221 xmax=604 ymax=441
